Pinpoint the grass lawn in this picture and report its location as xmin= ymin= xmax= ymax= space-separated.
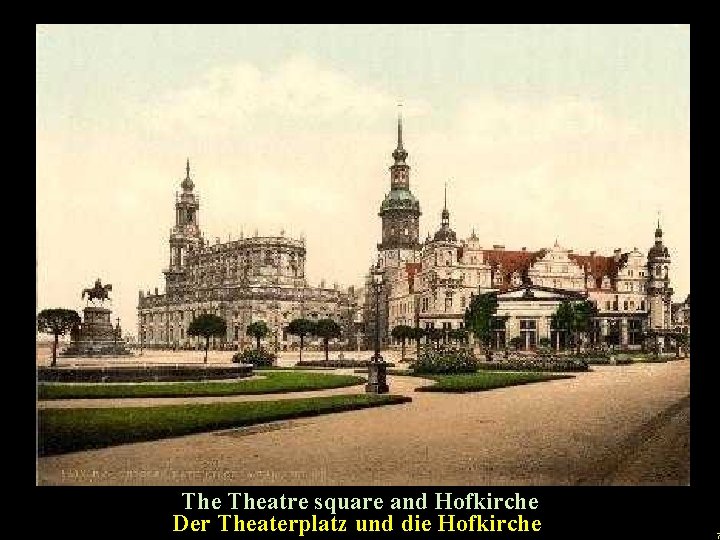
xmin=415 ymin=371 xmax=573 ymax=393
xmin=38 ymin=371 xmax=364 ymax=400
xmin=38 ymin=394 xmax=411 ymax=456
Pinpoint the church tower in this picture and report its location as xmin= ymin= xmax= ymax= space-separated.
xmin=646 ymin=220 xmax=673 ymax=331
xmin=377 ymin=112 xmax=421 ymax=269
xmin=165 ymin=159 xmax=202 ymax=297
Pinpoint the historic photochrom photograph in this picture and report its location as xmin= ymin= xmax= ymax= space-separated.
xmin=36 ymin=24 xmax=690 ymax=485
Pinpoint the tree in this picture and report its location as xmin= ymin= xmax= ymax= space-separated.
xmin=410 ymin=326 xmax=424 ymax=359
xmin=188 ymin=314 xmax=227 ymax=364
xmin=37 ymin=308 xmax=81 ymax=367
xmin=391 ymin=325 xmax=413 ymax=362
xmin=552 ymin=300 xmax=575 ymax=351
xmin=313 ymin=319 xmax=342 ymax=362
xmin=246 ymin=321 xmax=269 ymax=350
xmin=286 ymin=318 xmax=316 ymax=362
xmin=551 ymin=299 xmax=598 ymax=354
xmin=464 ymin=292 xmax=499 ymax=361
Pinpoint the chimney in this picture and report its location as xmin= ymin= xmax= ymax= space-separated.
xmin=590 ymin=250 xmax=596 ymax=256
xmin=154 ymin=287 xmax=159 ymax=295
xmin=493 ymin=244 xmax=505 ymax=250
xmin=568 ymin=249 xmax=573 ymax=254
xmin=521 ymin=247 xmax=526 ymax=251
xmin=613 ymin=248 xmax=622 ymax=262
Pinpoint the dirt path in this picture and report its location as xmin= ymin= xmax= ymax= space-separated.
xmin=36 ymin=360 xmax=689 ymax=485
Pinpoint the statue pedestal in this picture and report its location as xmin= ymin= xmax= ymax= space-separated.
xmin=62 ymin=306 xmax=131 ymax=357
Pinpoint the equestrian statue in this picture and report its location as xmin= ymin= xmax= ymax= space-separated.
xmin=82 ymin=278 xmax=112 ymax=304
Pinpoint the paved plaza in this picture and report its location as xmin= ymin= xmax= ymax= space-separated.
xmin=36 ymin=351 xmax=690 ymax=486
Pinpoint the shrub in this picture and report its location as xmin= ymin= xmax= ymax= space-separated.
xmin=475 ymin=356 xmax=589 ymax=372
xmin=233 ymin=348 xmax=276 ymax=367
xmin=410 ymin=346 xmax=478 ymax=374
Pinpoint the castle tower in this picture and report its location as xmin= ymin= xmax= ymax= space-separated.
xmin=377 ymin=111 xmax=421 ymax=269
xmin=165 ymin=159 xmax=203 ymax=296
xmin=646 ymin=220 xmax=673 ymax=331
xmin=431 ymin=183 xmax=457 ymax=243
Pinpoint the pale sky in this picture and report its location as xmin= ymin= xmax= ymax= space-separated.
xmin=36 ymin=24 xmax=690 ymax=335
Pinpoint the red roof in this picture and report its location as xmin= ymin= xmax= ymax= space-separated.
xmin=482 ymin=249 xmax=620 ymax=290
xmin=569 ymin=254 xmax=619 ymax=288
xmin=483 ymin=249 xmax=544 ymax=290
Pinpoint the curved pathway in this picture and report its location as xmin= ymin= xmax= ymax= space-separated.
xmin=37 ymin=361 xmax=689 ymax=485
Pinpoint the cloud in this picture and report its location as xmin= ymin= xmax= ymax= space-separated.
xmin=142 ymin=56 xmax=429 ymax=134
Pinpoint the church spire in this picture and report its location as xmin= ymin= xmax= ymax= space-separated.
xmin=392 ymin=105 xmax=408 ymax=165
xmin=397 ymin=107 xmax=404 ymax=150
xmin=441 ymin=181 xmax=450 ymax=225
xmin=432 ymin=180 xmax=456 ymax=243
xmin=181 ymin=157 xmax=194 ymax=192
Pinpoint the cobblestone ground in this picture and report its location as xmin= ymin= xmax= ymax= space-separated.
xmin=36 ymin=357 xmax=690 ymax=486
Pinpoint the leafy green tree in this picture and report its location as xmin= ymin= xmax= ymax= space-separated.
xmin=391 ymin=325 xmax=414 ymax=361
xmin=246 ymin=321 xmax=269 ymax=350
xmin=286 ymin=318 xmax=316 ymax=362
xmin=449 ymin=328 xmax=469 ymax=345
xmin=37 ymin=308 xmax=81 ymax=367
xmin=552 ymin=300 xmax=598 ymax=354
xmin=410 ymin=326 xmax=424 ymax=359
xmin=551 ymin=300 xmax=575 ymax=351
xmin=188 ymin=314 xmax=227 ymax=363
xmin=313 ymin=318 xmax=342 ymax=362
xmin=464 ymin=292 xmax=499 ymax=361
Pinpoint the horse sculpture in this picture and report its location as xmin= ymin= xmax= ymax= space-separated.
xmin=82 ymin=278 xmax=112 ymax=304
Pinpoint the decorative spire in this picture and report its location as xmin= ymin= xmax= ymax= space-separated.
xmin=433 ymin=180 xmax=456 ymax=242
xmin=397 ymin=104 xmax=404 ymax=151
xmin=392 ymin=104 xmax=408 ymax=165
xmin=181 ymin=157 xmax=194 ymax=191
xmin=441 ymin=181 xmax=450 ymax=224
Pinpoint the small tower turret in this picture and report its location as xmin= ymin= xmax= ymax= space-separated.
xmin=165 ymin=159 xmax=203 ymax=295
xmin=646 ymin=220 xmax=672 ymax=330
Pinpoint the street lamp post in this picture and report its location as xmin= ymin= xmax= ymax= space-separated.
xmin=415 ymin=296 xmax=421 ymax=361
xmin=366 ymin=264 xmax=389 ymax=394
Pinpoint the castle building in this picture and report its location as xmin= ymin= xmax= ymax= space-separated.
xmin=138 ymin=161 xmax=362 ymax=350
xmin=672 ymin=294 xmax=690 ymax=334
xmin=368 ymin=117 xmax=675 ymax=351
